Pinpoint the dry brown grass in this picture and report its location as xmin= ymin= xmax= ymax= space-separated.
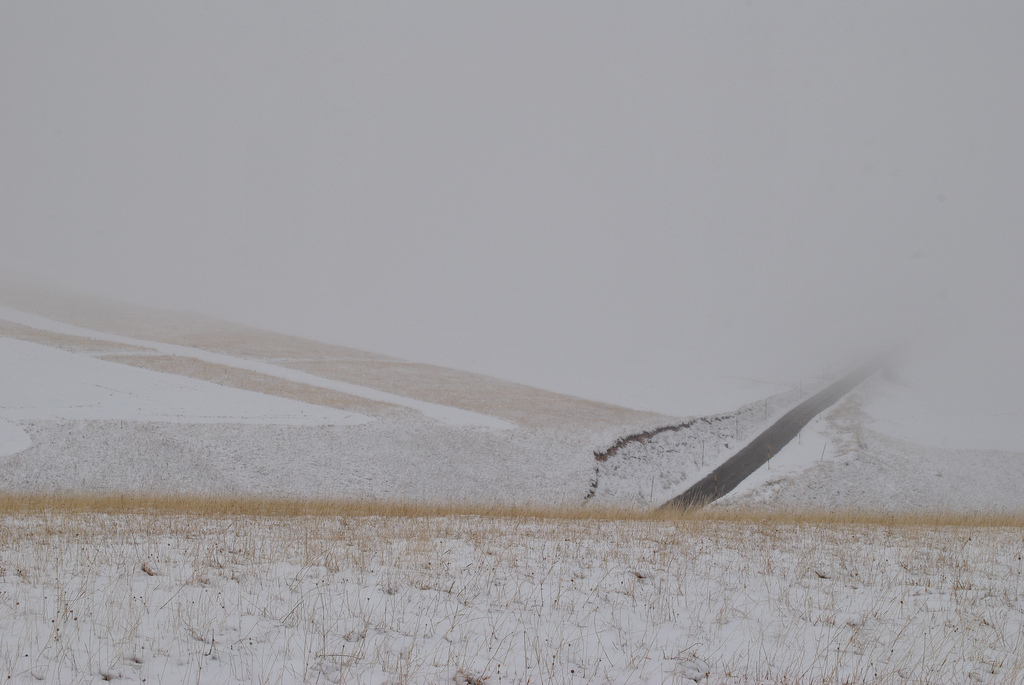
xmin=695 ymin=506 xmax=1024 ymax=529
xmin=113 ymin=354 xmax=408 ymax=418
xmin=279 ymin=358 xmax=673 ymax=430
xmin=0 ymin=491 xmax=1021 ymax=529
xmin=1 ymin=498 xmax=1021 ymax=683
xmin=1 ymin=274 xmax=672 ymax=432
xmin=0 ymin=492 xmax=652 ymax=521
xmin=0 ymin=320 xmax=408 ymax=417
xmin=0 ymin=319 xmax=151 ymax=355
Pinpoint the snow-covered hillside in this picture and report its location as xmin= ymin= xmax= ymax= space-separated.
xmin=2 ymin=280 xmax=1023 ymax=511
xmin=0 ymin=314 xmax=577 ymax=502
xmin=720 ymin=335 xmax=1024 ymax=512
xmin=0 ymin=336 xmax=369 ymax=427
xmin=0 ymin=287 xmax=684 ymax=504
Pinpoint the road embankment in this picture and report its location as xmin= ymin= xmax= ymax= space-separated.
xmin=661 ymin=358 xmax=884 ymax=508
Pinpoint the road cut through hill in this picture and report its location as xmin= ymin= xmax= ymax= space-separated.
xmin=661 ymin=357 xmax=884 ymax=508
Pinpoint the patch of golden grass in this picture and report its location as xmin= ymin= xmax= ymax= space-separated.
xmin=113 ymin=354 xmax=406 ymax=417
xmin=281 ymin=358 xmax=673 ymax=430
xmin=0 ymin=319 xmax=152 ymax=355
xmin=0 ymin=492 xmax=650 ymax=521
xmin=1 ymin=275 xmax=671 ymax=432
xmin=0 ymin=491 xmax=1020 ymax=529
xmin=0 ymin=321 xmax=406 ymax=417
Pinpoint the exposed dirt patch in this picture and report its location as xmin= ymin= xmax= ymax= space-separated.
xmin=594 ymin=419 xmax=701 ymax=462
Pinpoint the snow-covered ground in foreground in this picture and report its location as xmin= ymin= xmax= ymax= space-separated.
xmin=1 ymin=512 xmax=1021 ymax=684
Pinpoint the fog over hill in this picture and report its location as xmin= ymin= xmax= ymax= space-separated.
xmin=2 ymin=2 xmax=1022 ymax=422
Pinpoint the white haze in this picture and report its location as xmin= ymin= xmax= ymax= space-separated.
xmin=2 ymin=3 xmax=1022 ymax=416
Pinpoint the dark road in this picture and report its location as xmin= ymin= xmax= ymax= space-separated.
xmin=661 ymin=358 xmax=884 ymax=509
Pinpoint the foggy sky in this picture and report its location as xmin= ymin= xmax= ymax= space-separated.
xmin=2 ymin=3 xmax=1023 ymax=415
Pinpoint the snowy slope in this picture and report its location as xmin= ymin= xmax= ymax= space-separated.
xmin=0 ymin=303 xmax=653 ymax=503
xmin=720 ymin=373 xmax=1024 ymax=511
xmin=0 ymin=306 xmax=515 ymax=430
xmin=4 ymin=282 xmax=1022 ymax=511
xmin=860 ymin=373 xmax=1024 ymax=453
xmin=0 ymin=418 xmax=31 ymax=459
xmin=0 ymin=337 xmax=588 ymax=502
xmin=0 ymin=336 xmax=370 ymax=427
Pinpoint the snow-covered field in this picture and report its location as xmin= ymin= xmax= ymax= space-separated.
xmin=2 ymin=284 xmax=1024 ymax=684
xmin=0 ymin=307 xmax=511 ymax=431
xmin=720 ymin=376 xmax=1024 ymax=512
xmin=2 ymin=289 xmax=848 ymax=509
xmin=0 ymin=302 xmax=654 ymax=504
xmin=2 ymin=282 xmax=1024 ymax=511
xmin=583 ymin=321 xmax=1024 ymax=513
xmin=1 ymin=510 xmax=1021 ymax=684
xmin=718 ymin=331 xmax=1024 ymax=512
xmin=0 ymin=298 xmax=825 ymax=508
xmin=0 ymin=336 xmax=369 ymax=428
